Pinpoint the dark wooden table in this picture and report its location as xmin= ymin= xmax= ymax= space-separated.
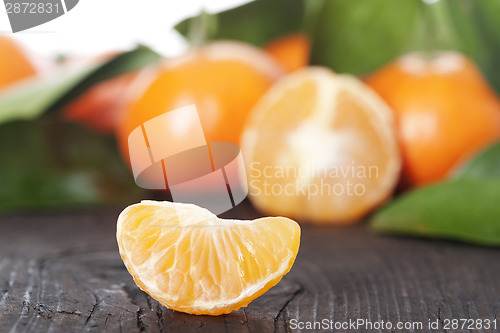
xmin=1 ymin=201 xmax=499 ymax=332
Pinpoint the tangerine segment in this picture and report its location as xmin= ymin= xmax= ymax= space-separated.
xmin=117 ymin=200 xmax=300 ymax=315
xmin=241 ymin=67 xmax=401 ymax=224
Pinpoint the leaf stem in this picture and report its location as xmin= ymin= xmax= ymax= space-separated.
xmin=188 ymin=10 xmax=217 ymax=49
xmin=301 ymin=0 xmax=326 ymax=48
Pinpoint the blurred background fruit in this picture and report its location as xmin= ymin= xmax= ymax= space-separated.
xmin=0 ymin=36 xmax=38 ymax=91
xmin=63 ymin=72 xmax=138 ymax=133
xmin=241 ymin=67 xmax=401 ymax=224
xmin=117 ymin=41 xmax=284 ymax=164
xmin=176 ymin=1 xmax=500 ymax=94
xmin=365 ymin=51 xmax=500 ymax=187
xmin=1 ymin=0 xmax=500 ymax=236
xmin=61 ymin=53 xmax=140 ymax=133
xmin=264 ymin=33 xmax=310 ymax=73
xmin=0 ymin=47 xmax=160 ymax=212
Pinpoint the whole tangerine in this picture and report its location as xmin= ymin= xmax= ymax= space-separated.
xmin=365 ymin=52 xmax=500 ymax=187
xmin=0 ymin=36 xmax=38 ymax=91
xmin=117 ymin=41 xmax=284 ymax=165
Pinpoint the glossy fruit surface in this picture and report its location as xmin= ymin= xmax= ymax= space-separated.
xmin=117 ymin=41 xmax=284 ymax=162
xmin=365 ymin=52 xmax=500 ymax=186
xmin=264 ymin=33 xmax=310 ymax=73
xmin=0 ymin=36 xmax=38 ymax=91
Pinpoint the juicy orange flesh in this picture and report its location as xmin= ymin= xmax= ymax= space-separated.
xmin=250 ymin=78 xmax=318 ymax=171
xmin=118 ymin=202 xmax=300 ymax=314
xmin=253 ymin=78 xmax=318 ymax=131
xmin=247 ymin=79 xmax=319 ymax=215
xmin=251 ymin=89 xmax=389 ymax=216
xmin=242 ymin=68 xmax=400 ymax=223
xmin=333 ymin=90 xmax=388 ymax=189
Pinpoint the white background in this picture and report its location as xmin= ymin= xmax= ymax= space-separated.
xmin=0 ymin=0 xmax=251 ymax=58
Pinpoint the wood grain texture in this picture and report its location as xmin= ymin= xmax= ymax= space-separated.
xmin=0 ymin=201 xmax=499 ymax=332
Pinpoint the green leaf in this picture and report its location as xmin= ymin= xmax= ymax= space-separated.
xmin=408 ymin=0 xmax=500 ymax=93
xmin=418 ymin=0 xmax=500 ymax=94
xmin=372 ymin=139 xmax=500 ymax=246
xmin=175 ymin=0 xmax=305 ymax=47
xmin=433 ymin=0 xmax=482 ymax=57
xmin=0 ymin=118 xmax=146 ymax=212
xmin=0 ymin=45 xmax=161 ymax=125
xmin=311 ymin=0 xmax=421 ymax=75
xmin=176 ymin=0 xmax=421 ymax=75
xmin=174 ymin=0 xmax=500 ymax=93
xmin=454 ymin=140 xmax=500 ymax=180
xmin=467 ymin=0 xmax=500 ymax=94
xmin=371 ymin=179 xmax=500 ymax=246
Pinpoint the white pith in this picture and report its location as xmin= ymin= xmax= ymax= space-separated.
xmin=240 ymin=67 xmax=402 ymax=221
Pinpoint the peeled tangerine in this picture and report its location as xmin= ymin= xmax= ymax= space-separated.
xmin=117 ymin=200 xmax=300 ymax=315
xmin=241 ymin=67 xmax=401 ymax=224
